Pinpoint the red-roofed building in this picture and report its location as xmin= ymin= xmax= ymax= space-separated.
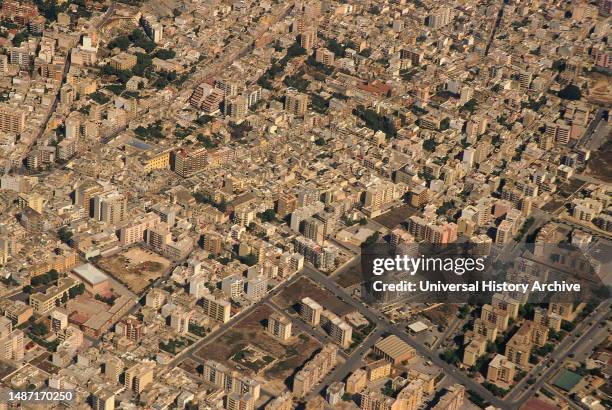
xmin=357 ymin=80 xmax=394 ymax=98
xmin=520 ymin=398 xmax=566 ymax=410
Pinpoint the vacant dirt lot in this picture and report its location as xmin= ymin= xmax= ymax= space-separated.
xmin=193 ymin=305 xmax=322 ymax=394
xmin=335 ymin=261 xmax=364 ymax=288
xmin=586 ymin=139 xmax=612 ymax=183
xmin=374 ymin=204 xmax=418 ymax=229
xmin=273 ymin=277 xmax=355 ymax=317
xmin=96 ymin=247 xmax=170 ymax=294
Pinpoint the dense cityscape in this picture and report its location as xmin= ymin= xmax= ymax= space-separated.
xmin=0 ymin=0 xmax=611 ymax=409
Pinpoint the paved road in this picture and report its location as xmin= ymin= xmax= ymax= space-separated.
xmin=572 ymin=173 xmax=611 ymax=186
xmin=151 ymin=260 xmax=609 ymax=409
xmin=22 ymin=1 xmax=118 ymax=166
xmin=95 ymin=2 xmax=116 ymax=29
xmin=432 ymin=316 xmax=463 ymax=350
xmin=578 ymin=107 xmax=606 ymax=149
xmin=301 ymin=266 xmax=512 ymax=410
xmin=99 ymin=1 xmax=295 ymax=146
xmin=169 ymin=272 xmax=303 ymax=367
xmin=306 ymin=328 xmax=385 ymax=400
xmin=305 ymin=265 xmax=612 ymax=408
xmin=553 ymin=216 xmax=612 ymax=240
xmin=484 ymin=1 xmax=505 ymax=56
xmin=264 ymin=300 xmax=350 ymax=361
xmin=505 ymin=299 xmax=612 ymax=406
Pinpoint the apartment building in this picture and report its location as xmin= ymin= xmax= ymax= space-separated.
xmin=293 ymin=344 xmax=337 ymax=397
xmin=285 ymin=88 xmax=308 ymax=117
xmin=29 ymin=277 xmax=79 ymax=314
xmin=462 ymin=335 xmax=486 ymax=367
xmin=17 ymin=193 xmax=44 ymax=214
xmin=226 ymin=393 xmax=256 ymax=410
xmin=572 ymin=198 xmax=603 ymax=222
xmin=299 ymin=29 xmax=316 ymax=51
xmin=110 ymin=52 xmax=137 ymax=70
xmin=299 ymin=297 xmax=323 ymax=325
xmin=141 ymin=14 xmax=163 ymax=43
xmin=480 ymin=304 xmax=510 ymax=332
xmin=346 ymin=368 xmax=367 ymax=394
xmin=366 ymin=360 xmax=391 ymax=382
xmin=125 ymin=361 xmax=155 ymax=394
xmin=267 ymin=313 xmax=292 ymax=341
xmin=359 ymin=389 xmax=394 ymax=410
xmin=432 ymin=384 xmax=465 ymax=410
xmin=0 ymin=104 xmax=26 ymax=134
xmin=320 ymin=309 xmax=353 ymax=348
xmin=533 ymin=307 xmax=562 ymax=332
xmin=92 ymin=191 xmax=127 ymax=225
xmin=315 ymin=48 xmax=335 ymax=65
xmin=118 ymin=212 xmax=161 ymax=246
xmin=91 ymin=388 xmax=115 ymax=410
xmin=202 ymin=360 xmax=261 ymax=400
xmin=395 ymin=379 xmax=424 ymax=410
xmin=105 ymin=356 xmax=124 ymax=383
xmin=200 ymin=292 xmax=231 ymax=323
xmin=173 ymin=147 xmax=207 ymax=177
xmin=487 ymin=354 xmax=515 ymax=387
xmin=115 ymin=316 xmax=143 ymax=342
xmin=407 ymin=215 xmax=457 ymax=244
xmin=0 ymin=317 xmax=24 ymax=361
xmin=491 ymin=293 xmax=520 ymax=320
xmin=505 ymin=322 xmax=533 ymax=368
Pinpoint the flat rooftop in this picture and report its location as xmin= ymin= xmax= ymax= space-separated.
xmin=72 ymin=263 xmax=109 ymax=285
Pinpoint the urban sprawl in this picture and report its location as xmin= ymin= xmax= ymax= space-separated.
xmin=0 ymin=1 xmax=611 ymax=410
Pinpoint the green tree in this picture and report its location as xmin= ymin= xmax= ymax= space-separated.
xmin=31 ymin=322 xmax=48 ymax=336
xmin=69 ymin=283 xmax=85 ymax=298
xmin=423 ymin=138 xmax=436 ymax=152
xmin=314 ymin=137 xmax=326 ymax=146
xmin=257 ymin=209 xmax=276 ymax=222
xmin=12 ymin=31 xmax=29 ymax=46
xmin=458 ymin=304 xmax=470 ymax=318
xmin=57 ymin=226 xmax=72 ymax=244
xmin=558 ymin=84 xmax=581 ymax=100
xmin=439 ymin=117 xmax=450 ymax=130
xmin=238 ymin=253 xmax=258 ymax=266
xmin=440 ymin=350 xmax=459 ymax=365
xmin=108 ymin=36 xmax=130 ymax=50
xmin=154 ymin=49 xmax=176 ymax=60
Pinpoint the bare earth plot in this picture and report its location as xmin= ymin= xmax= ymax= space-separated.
xmin=586 ymin=139 xmax=612 ymax=183
xmin=373 ymin=204 xmax=418 ymax=229
xmin=273 ymin=277 xmax=355 ymax=316
xmin=193 ymin=305 xmax=322 ymax=395
xmin=96 ymin=247 xmax=170 ymax=294
xmin=335 ymin=261 xmax=364 ymax=288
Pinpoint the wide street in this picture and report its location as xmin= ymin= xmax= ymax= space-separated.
xmin=302 ymin=265 xmax=612 ymax=409
xmin=162 ymin=259 xmax=610 ymax=410
xmin=301 ymin=266 xmax=513 ymax=409
xmin=505 ymin=299 xmax=612 ymax=406
xmin=168 ymin=271 xmax=303 ymax=367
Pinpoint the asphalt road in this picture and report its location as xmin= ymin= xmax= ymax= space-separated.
xmin=301 ymin=266 xmax=512 ymax=410
xmin=505 ymin=299 xmax=612 ymax=406
xmin=159 ymin=261 xmax=610 ymax=409
xmin=168 ymin=272 xmax=303 ymax=367
xmin=578 ymin=107 xmax=606 ymax=149
xmin=305 ymin=265 xmax=612 ymax=408
xmin=306 ymin=328 xmax=385 ymax=400
xmin=264 ymin=300 xmax=350 ymax=361
xmin=484 ymin=2 xmax=505 ymax=56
